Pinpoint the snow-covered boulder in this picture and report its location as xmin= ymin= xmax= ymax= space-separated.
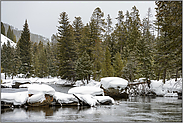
xmin=53 ymin=92 xmax=78 ymax=106
xmin=100 ymin=77 xmax=129 ymax=99
xmin=73 ymin=94 xmax=99 ymax=107
xmin=68 ymin=86 xmax=104 ymax=96
xmin=93 ymin=96 xmax=115 ymax=105
xmin=27 ymin=84 xmax=55 ymax=106
xmin=1 ymin=91 xmax=28 ymax=106
xmin=100 ymin=77 xmax=128 ymax=89
xmin=28 ymin=93 xmax=45 ymax=103
xmin=28 ymin=84 xmax=55 ymax=96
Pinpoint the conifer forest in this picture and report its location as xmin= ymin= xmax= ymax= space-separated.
xmin=1 ymin=1 xmax=182 ymax=84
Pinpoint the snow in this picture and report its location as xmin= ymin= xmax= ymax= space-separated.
xmin=19 ymin=84 xmax=32 ymax=88
xmin=54 ymin=92 xmax=78 ymax=104
xmin=164 ymin=92 xmax=178 ymax=97
xmin=28 ymin=84 xmax=55 ymax=96
xmin=12 ymin=79 xmax=31 ymax=84
xmin=150 ymin=78 xmax=182 ymax=96
xmin=27 ymin=93 xmax=45 ymax=103
xmin=93 ymin=96 xmax=115 ymax=104
xmin=1 ymin=34 xmax=16 ymax=48
xmin=68 ymin=86 xmax=104 ymax=96
xmin=1 ymin=82 xmax=13 ymax=88
xmin=1 ymin=91 xmax=28 ymax=105
xmin=74 ymin=94 xmax=99 ymax=107
xmin=100 ymin=77 xmax=128 ymax=89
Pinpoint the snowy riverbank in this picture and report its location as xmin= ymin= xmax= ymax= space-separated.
xmin=1 ymin=73 xmax=182 ymax=98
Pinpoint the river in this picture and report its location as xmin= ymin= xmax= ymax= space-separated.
xmin=1 ymin=84 xmax=182 ymax=122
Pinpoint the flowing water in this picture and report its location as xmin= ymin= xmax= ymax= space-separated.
xmin=1 ymin=84 xmax=182 ymax=122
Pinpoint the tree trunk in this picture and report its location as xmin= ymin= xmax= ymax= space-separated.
xmin=175 ymin=68 xmax=178 ymax=81
xmin=163 ymin=68 xmax=166 ymax=84
xmin=157 ymin=71 xmax=160 ymax=81
xmin=5 ymin=72 xmax=6 ymax=79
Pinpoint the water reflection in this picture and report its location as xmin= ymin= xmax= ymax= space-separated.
xmin=1 ymin=86 xmax=182 ymax=122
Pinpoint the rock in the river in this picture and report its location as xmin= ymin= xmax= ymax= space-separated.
xmin=100 ymin=77 xmax=129 ymax=99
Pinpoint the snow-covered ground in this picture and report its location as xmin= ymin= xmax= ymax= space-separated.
xmin=1 ymin=73 xmax=182 ymax=102
xmin=150 ymin=78 xmax=182 ymax=96
xmin=1 ymin=34 xmax=16 ymax=48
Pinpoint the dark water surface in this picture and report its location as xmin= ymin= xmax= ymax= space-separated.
xmin=1 ymin=84 xmax=182 ymax=122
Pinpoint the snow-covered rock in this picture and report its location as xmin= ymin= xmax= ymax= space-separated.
xmin=100 ymin=77 xmax=128 ymax=89
xmin=54 ymin=92 xmax=78 ymax=105
xmin=1 ymin=91 xmax=28 ymax=106
xmin=100 ymin=77 xmax=129 ymax=99
xmin=28 ymin=84 xmax=55 ymax=96
xmin=68 ymin=86 xmax=104 ymax=96
xmin=74 ymin=94 xmax=99 ymax=107
xmin=28 ymin=93 xmax=45 ymax=103
xmin=93 ymin=96 xmax=115 ymax=104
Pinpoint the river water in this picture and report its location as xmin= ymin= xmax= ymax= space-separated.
xmin=1 ymin=84 xmax=182 ymax=122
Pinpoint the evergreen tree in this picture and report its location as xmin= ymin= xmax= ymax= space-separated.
xmin=37 ymin=41 xmax=48 ymax=78
xmin=113 ymin=52 xmax=126 ymax=77
xmin=72 ymin=16 xmax=84 ymax=57
xmin=45 ymin=42 xmax=57 ymax=77
xmin=7 ymin=26 xmax=12 ymax=40
xmin=1 ymin=22 xmax=6 ymax=36
xmin=1 ymin=41 xmax=13 ymax=79
xmin=90 ymin=7 xmax=106 ymax=41
xmin=75 ymin=51 xmax=92 ymax=84
xmin=102 ymin=46 xmax=114 ymax=77
xmin=57 ymin=12 xmax=77 ymax=81
xmin=17 ymin=20 xmax=32 ymax=78
xmin=155 ymin=1 xmax=182 ymax=83
xmin=92 ymin=39 xmax=103 ymax=81
xmin=11 ymin=46 xmax=21 ymax=79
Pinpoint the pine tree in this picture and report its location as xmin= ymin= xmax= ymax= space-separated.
xmin=7 ymin=26 xmax=12 ymax=40
xmin=11 ymin=46 xmax=21 ymax=79
xmin=113 ymin=52 xmax=126 ymax=77
xmin=45 ymin=42 xmax=57 ymax=77
xmin=1 ymin=22 xmax=6 ymax=36
xmin=1 ymin=41 xmax=13 ymax=79
xmin=72 ymin=16 xmax=84 ymax=57
xmin=17 ymin=20 xmax=32 ymax=78
xmin=75 ymin=51 xmax=92 ymax=84
xmin=92 ymin=39 xmax=104 ymax=81
xmin=155 ymin=1 xmax=182 ymax=83
xmin=57 ymin=12 xmax=77 ymax=81
xmin=102 ymin=46 xmax=114 ymax=77
xmin=37 ymin=41 xmax=48 ymax=78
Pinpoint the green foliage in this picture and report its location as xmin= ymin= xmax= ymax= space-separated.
xmin=1 ymin=22 xmax=6 ymax=36
xmin=17 ymin=20 xmax=32 ymax=78
xmin=113 ymin=52 xmax=126 ymax=77
xmin=75 ymin=51 xmax=92 ymax=84
xmin=155 ymin=1 xmax=182 ymax=82
xmin=7 ymin=26 xmax=16 ymax=43
xmin=2 ymin=5 xmax=181 ymax=81
xmin=102 ymin=46 xmax=114 ymax=77
xmin=57 ymin=12 xmax=77 ymax=81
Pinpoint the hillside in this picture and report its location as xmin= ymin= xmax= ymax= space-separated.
xmin=1 ymin=34 xmax=16 ymax=47
xmin=3 ymin=22 xmax=49 ymax=45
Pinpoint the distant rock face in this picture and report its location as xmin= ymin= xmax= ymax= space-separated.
xmin=3 ymin=23 xmax=50 ymax=45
